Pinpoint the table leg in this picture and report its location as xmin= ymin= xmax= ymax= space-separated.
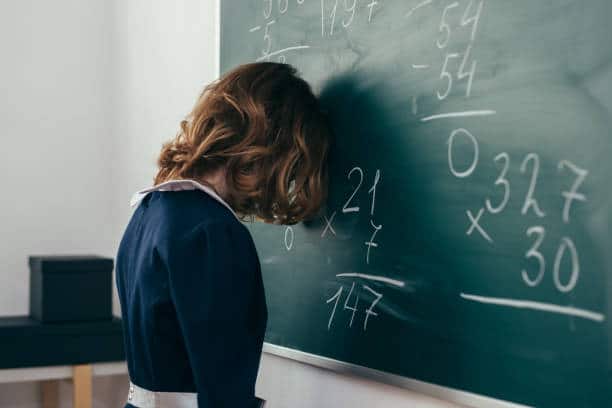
xmin=41 ymin=380 xmax=59 ymax=408
xmin=72 ymin=364 xmax=92 ymax=408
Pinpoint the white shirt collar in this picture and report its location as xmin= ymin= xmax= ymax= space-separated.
xmin=129 ymin=179 xmax=238 ymax=219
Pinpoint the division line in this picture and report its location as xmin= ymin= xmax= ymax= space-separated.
xmin=249 ymin=25 xmax=262 ymax=32
xmin=256 ymin=45 xmax=311 ymax=61
xmin=336 ymin=273 xmax=405 ymax=288
xmin=460 ymin=293 xmax=605 ymax=322
xmin=412 ymin=64 xmax=430 ymax=69
xmin=420 ymin=110 xmax=497 ymax=122
xmin=406 ymin=0 xmax=432 ymax=17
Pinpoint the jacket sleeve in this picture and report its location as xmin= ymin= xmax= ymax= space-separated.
xmin=163 ymin=220 xmax=265 ymax=408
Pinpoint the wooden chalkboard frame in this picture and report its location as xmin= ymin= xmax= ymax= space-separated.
xmin=214 ymin=2 xmax=529 ymax=407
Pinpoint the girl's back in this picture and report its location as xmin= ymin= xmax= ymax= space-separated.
xmin=116 ymin=187 xmax=267 ymax=407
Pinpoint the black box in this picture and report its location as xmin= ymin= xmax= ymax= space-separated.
xmin=29 ymin=255 xmax=114 ymax=322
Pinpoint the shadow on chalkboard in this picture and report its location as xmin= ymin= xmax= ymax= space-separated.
xmin=308 ymin=57 xmax=612 ymax=390
xmin=307 ymin=72 xmax=467 ymax=367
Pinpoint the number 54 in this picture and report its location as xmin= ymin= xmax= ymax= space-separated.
xmin=437 ymin=44 xmax=476 ymax=100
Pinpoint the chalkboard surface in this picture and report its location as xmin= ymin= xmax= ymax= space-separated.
xmin=220 ymin=1 xmax=612 ymax=406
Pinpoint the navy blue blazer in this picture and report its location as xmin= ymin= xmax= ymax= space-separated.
xmin=115 ymin=183 xmax=267 ymax=408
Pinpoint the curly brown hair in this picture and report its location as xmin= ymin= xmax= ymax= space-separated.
xmin=154 ymin=62 xmax=331 ymax=224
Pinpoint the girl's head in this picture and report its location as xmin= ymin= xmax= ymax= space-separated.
xmin=154 ymin=62 xmax=331 ymax=225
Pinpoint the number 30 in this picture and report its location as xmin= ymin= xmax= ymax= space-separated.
xmin=522 ymin=226 xmax=579 ymax=293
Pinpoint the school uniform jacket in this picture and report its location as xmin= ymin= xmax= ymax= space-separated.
xmin=115 ymin=179 xmax=268 ymax=408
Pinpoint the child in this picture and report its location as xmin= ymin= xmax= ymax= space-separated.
xmin=115 ymin=62 xmax=330 ymax=408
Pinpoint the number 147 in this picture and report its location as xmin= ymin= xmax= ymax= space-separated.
xmin=326 ymin=282 xmax=382 ymax=331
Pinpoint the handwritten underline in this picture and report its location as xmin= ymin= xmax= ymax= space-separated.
xmin=461 ymin=293 xmax=605 ymax=322
xmin=256 ymin=45 xmax=312 ymax=61
xmin=336 ymin=273 xmax=405 ymax=288
xmin=420 ymin=110 xmax=497 ymax=122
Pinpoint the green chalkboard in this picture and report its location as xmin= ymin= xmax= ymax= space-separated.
xmin=220 ymin=1 xmax=612 ymax=406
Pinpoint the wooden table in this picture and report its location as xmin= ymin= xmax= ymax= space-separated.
xmin=0 ymin=361 xmax=127 ymax=408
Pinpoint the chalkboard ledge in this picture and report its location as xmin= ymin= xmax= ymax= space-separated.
xmin=262 ymin=343 xmax=528 ymax=408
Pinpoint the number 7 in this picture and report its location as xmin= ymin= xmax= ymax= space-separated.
xmin=362 ymin=285 xmax=382 ymax=330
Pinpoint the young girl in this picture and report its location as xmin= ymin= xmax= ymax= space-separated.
xmin=115 ymin=62 xmax=331 ymax=408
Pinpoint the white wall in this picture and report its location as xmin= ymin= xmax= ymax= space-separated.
xmin=0 ymin=1 xmax=460 ymax=406
xmin=0 ymin=0 xmax=115 ymax=317
xmin=110 ymin=0 xmax=219 ymax=229
xmin=0 ymin=0 xmax=118 ymax=405
xmin=109 ymin=0 xmax=219 ymax=315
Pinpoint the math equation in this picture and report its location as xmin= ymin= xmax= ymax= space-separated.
xmin=243 ymin=0 xmax=606 ymax=333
